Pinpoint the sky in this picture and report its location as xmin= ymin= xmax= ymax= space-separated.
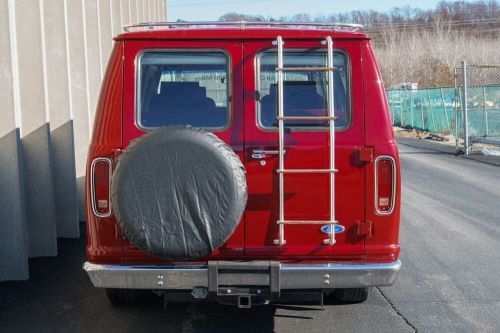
xmin=167 ymin=0 xmax=443 ymax=21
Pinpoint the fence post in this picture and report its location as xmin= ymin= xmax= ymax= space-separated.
xmin=410 ymin=89 xmax=414 ymax=127
xmin=399 ymin=90 xmax=403 ymax=127
xmin=427 ymin=89 xmax=436 ymax=131
xmin=454 ymin=67 xmax=459 ymax=152
xmin=483 ymin=86 xmax=489 ymax=137
xmin=462 ymin=61 xmax=469 ymax=155
xmin=441 ymin=88 xmax=450 ymax=131
xmin=420 ymin=90 xmax=425 ymax=130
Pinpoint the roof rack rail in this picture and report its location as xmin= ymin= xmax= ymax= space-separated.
xmin=123 ymin=21 xmax=363 ymax=32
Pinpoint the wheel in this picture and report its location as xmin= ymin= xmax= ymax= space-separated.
xmin=105 ymin=288 xmax=152 ymax=305
xmin=326 ymin=288 xmax=370 ymax=304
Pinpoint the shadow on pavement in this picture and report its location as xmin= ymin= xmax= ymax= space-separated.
xmin=0 ymin=223 xmax=327 ymax=332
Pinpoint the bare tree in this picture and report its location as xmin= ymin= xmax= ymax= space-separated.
xmin=218 ymin=1 xmax=500 ymax=87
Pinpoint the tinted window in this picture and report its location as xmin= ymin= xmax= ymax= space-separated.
xmin=137 ymin=51 xmax=229 ymax=129
xmin=258 ymin=51 xmax=350 ymax=129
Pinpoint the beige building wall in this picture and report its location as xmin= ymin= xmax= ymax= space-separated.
xmin=0 ymin=0 xmax=29 ymax=281
xmin=0 ymin=0 xmax=167 ymax=281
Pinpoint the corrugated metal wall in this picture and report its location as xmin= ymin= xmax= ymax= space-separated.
xmin=0 ymin=0 xmax=167 ymax=281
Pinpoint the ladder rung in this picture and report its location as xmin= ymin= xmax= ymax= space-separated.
xmin=276 ymin=66 xmax=337 ymax=72
xmin=277 ymin=116 xmax=337 ymax=121
xmin=277 ymin=169 xmax=338 ymax=174
xmin=278 ymin=220 xmax=339 ymax=225
xmin=273 ymin=35 xmax=338 ymax=247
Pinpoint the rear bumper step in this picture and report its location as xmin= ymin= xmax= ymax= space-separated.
xmin=83 ymin=260 xmax=401 ymax=291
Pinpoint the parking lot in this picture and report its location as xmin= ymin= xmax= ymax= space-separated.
xmin=1 ymin=139 xmax=499 ymax=332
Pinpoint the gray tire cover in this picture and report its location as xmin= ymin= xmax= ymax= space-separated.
xmin=111 ymin=126 xmax=247 ymax=260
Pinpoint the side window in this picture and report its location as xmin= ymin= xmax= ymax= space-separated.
xmin=258 ymin=50 xmax=350 ymax=129
xmin=137 ymin=51 xmax=229 ymax=130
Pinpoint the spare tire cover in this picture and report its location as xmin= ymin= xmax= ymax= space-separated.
xmin=111 ymin=126 xmax=247 ymax=260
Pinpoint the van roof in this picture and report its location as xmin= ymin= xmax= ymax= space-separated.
xmin=115 ymin=21 xmax=370 ymax=41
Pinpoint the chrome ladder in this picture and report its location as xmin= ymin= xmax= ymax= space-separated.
xmin=273 ymin=35 xmax=338 ymax=246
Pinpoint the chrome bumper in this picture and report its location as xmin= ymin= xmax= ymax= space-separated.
xmin=83 ymin=260 xmax=401 ymax=290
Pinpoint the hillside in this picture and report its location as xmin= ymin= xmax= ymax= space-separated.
xmin=219 ymin=1 xmax=500 ymax=88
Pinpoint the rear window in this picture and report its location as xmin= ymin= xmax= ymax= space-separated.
xmin=258 ymin=50 xmax=350 ymax=130
xmin=137 ymin=51 xmax=229 ymax=130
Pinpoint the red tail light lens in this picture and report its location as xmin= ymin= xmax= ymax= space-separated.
xmin=91 ymin=158 xmax=112 ymax=217
xmin=375 ymin=157 xmax=395 ymax=214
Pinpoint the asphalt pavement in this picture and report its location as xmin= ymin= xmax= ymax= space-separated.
xmin=1 ymin=140 xmax=499 ymax=332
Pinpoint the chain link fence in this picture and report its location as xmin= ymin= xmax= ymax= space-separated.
xmin=387 ymin=63 xmax=500 ymax=155
xmin=387 ymin=87 xmax=456 ymax=133
xmin=454 ymin=63 xmax=500 ymax=155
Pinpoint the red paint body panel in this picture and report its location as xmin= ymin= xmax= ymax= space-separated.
xmin=86 ymin=42 xmax=123 ymax=263
xmin=86 ymin=29 xmax=400 ymax=265
xmin=361 ymin=41 xmax=401 ymax=262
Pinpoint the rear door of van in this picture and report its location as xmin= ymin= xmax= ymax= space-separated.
xmin=243 ymin=38 xmax=366 ymax=259
xmin=121 ymin=40 xmax=245 ymax=262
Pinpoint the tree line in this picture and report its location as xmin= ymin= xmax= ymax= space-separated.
xmin=218 ymin=1 xmax=500 ymax=88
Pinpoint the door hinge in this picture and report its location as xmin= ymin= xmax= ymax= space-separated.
xmin=358 ymin=147 xmax=374 ymax=163
xmin=356 ymin=221 xmax=372 ymax=237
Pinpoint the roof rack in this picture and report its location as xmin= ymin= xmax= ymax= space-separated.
xmin=123 ymin=21 xmax=363 ymax=33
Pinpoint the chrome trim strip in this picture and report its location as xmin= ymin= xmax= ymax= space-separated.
xmin=90 ymin=157 xmax=112 ymax=218
xmin=83 ymin=260 xmax=401 ymax=290
xmin=374 ymin=155 xmax=397 ymax=215
xmin=281 ymin=260 xmax=401 ymax=289
xmin=251 ymin=149 xmax=281 ymax=159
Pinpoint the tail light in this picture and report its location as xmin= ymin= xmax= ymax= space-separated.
xmin=91 ymin=157 xmax=112 ymax=217
xmin=375 ymin=156 xmax=396 ymax=214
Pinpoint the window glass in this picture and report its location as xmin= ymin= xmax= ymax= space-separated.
xmin=258 ymin=51 xmax=350 ymax=129
xmin=138 ymin=51 xmax=229 ymax=129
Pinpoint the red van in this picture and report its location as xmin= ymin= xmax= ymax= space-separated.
xmin=84 ymin=22 xmax=401 ymax=308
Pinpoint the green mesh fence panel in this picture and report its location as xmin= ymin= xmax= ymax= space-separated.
xmin=387 ymin=85 xmax=500 ymax=136
xmin=466 ymin=85 xmax=500 ymax=137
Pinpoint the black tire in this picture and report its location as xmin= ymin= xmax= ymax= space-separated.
xmin=105 ymin=288 xmax=152 ymax=305
xmin=328 ymin=288 xmax=370 ymax=304
xmin=111 ymin=126 xmax=247 ymax=260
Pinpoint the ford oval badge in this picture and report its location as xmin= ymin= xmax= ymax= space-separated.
xmin=321 ymin=224 xmax=345 ymax=234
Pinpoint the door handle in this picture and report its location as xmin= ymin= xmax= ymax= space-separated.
xmin=251 ymin=149 xmax=285 ymax=159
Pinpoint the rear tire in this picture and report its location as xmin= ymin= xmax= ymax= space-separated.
xmin=105 ymin=288 xmax=152 ymax=305
xmin=328 ymin=288 xmax=370 ymax=304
